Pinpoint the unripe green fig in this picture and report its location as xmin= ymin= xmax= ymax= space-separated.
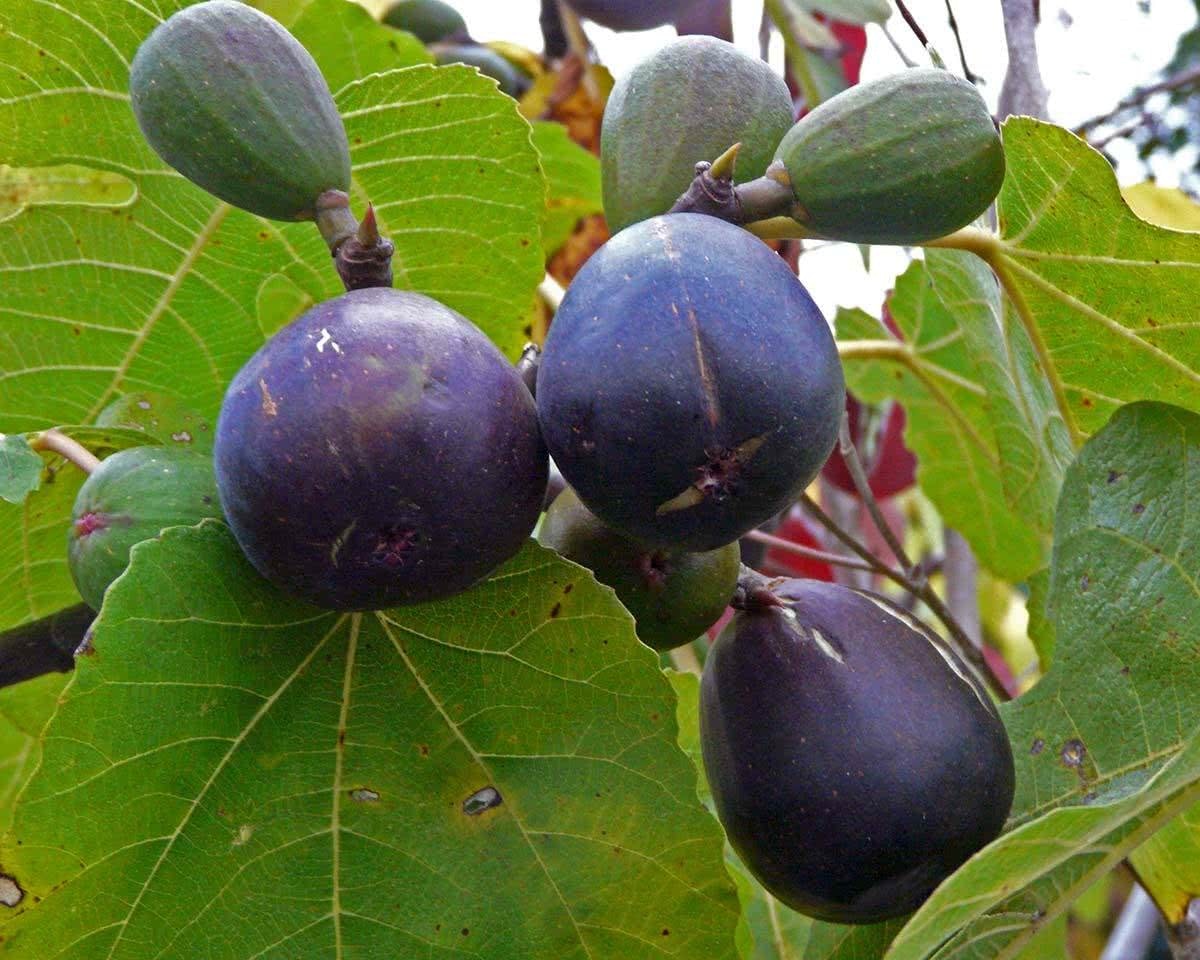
xmin=382 ymin=0 xmax=468 ymax=43
xmin=130 ymin=0 xmax=351 ymax=221
xmin=214 ymin=288 xmax=547 ymax=611
xmin=775 ymin=67 xmax=1005 ymax=244
xmin=700 ymin=579 xmax=1014 ymax=923
xmin=433 ymin=44 xmax=531 ymax=98
xmin=68 ymin=447 xmax=222 ymax=611
xmin=601 ymin=36 xmax=794 ymax=231
xmin=538 ymin=487 xmax=739 ymax=651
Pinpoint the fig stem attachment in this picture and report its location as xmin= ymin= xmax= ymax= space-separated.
xmin=796 ymin=492 xmax=1009 ymax=700
xmin=29 ymin=429 xmax=100 ymax=475
xmin=314 ymin=192 xmax=395 ymax=291
xmin=731 ymin=565 xmax=789 ymax=613
xmin=516 ymin=342 xmax=540 ymax=398
xmin=669 ymin=156 xmax=795 ymax=226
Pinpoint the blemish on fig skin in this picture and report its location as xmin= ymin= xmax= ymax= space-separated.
xmin=258 ymin=378 xmax=278 ymax=417
xmin=1030 ymin=738 xmax=1045 ymax=756
xmin=371 ymin=526 xmax=420 ymax=567
xmin=1133 ymin=503 xmax=1146 ymax=515
xmin=462 ymin=786 xmax=502 ymax=816
xmin=0 ymin=873 xmax=24 ymax=908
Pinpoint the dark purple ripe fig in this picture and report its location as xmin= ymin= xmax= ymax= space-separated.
xmin=130 ymin=0 xmax=350 ymax=221
xmin=214 ymin=288 xmax=547 ymax=611
xmin=536 ymin=213 xmax=844 ymax=552
xmin=564 ymin=0 xmax=692 ymax=31
xmin=68 ymin=447 xmax=222 ymax=611
xmin=538 ymin=487 xmax=739 ymax=651
xmin=701 ymin=579 xmax=1015 ymax=923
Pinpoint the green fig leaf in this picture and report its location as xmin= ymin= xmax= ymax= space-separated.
xmin=987 ymin=119 xmax=1200 ymax=436
xmin=0 ymin=528 xmax=740 ymax=958
xmin=0 ymin=436 xmax=42 ymax=505
xmin=1129 ymin=799 xmax=1200 ymax=924
xmin=532 ymin=121 xmax=603 ymax=256
xmin=884 ymin=401 xmax=1200 ymax=960
xmin=837 ymin=259 xmax=1048 ymax=581
xmin=0 ymin=673 xmax=67 ymax=836
xmin=0 ymin=164 xmax=135 ymax=221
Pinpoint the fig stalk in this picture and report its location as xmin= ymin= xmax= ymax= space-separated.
xmin=316 ymin=194 xmax=396 ymax=291
xmin=29 ymin=429 xmax=100 ymax=474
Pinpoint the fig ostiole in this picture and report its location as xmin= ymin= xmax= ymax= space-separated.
xmin=536 ymin=212 xmax=844 ymax=552
xmin=68 ymin=446 xmax=223 ymax=611
xmin=537 ymin=487 xmax=739 ymax=651
xmin=700 ymin=577 xmax=1015 ymax=923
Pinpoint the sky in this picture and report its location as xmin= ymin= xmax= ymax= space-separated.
xmin=418 ymin=0 xmax=1197 ymax=316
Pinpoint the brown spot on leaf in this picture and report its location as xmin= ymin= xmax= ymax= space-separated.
xmin=1030 ymin=738 xmax=1045 ymax=755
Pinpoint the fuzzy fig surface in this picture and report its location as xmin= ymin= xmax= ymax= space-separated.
xmin=700 ymin=578 xmax=1015 ymax=923
xmin=537 ymin=213 xmax=844 ymax=552
xmin=130 ymin=0 xmax=350 ymax=221
xmin=538 ymin=486 xmax=739 ymax=651
xmin=214 ymin=288 xmax=547 ymax=610
xmin=601 ymin=36 xmax=794 ymax=231
xmin=68 ymin=446 xmax=222 ymax=611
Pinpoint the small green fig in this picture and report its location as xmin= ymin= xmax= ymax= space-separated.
xmin=129 ymin=0 xmax=351 ymax=221
xmin=601 ymin=36 xmax=794 ymax=231
xmin=538 ymin=487 xmax=738 ymax=651
xmin=775 ymin=67 xmax=1005 ymax=244
xmin=68 ymin=447 xmax=222 ymax=611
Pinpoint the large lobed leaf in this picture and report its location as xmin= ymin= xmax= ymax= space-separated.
xmin=837 ymin=258 xmax=1051 ymax=582
xmin=988 ymin=119 xmax=1200 ymax=435
xmin=0 ymin=527 xmax=740 ymax=958
xmin=884 ymin=401 xmax=1200 ymax=959
xmin=0 ymin=0 xmax=543 ymax=436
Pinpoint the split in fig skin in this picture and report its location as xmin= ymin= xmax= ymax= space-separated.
xmin=536 ymin=212 xmax=844 ymax=552
xmin=68 ymin=446 xmax=223 ymax=611
xmin=700 ymin=578 xmax=1015 ymax=923
xmin=538 ymin=487 xmax=739 ymax=651
xmin=214 ymin=288 xmax=548 ymax=611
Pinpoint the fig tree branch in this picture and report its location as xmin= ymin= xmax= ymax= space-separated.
xmin=743 ymin=528 xmax=877 ymax=573
xmin=1075 ymin=64 xmax=1200 ymax=136
xmin=997 ymin=0 xmax=1049 ymax=120
xmin=796 ymin=493 xmax=1008 ymax=700
xmin=0 ymin=604 xmax=92 ymax=689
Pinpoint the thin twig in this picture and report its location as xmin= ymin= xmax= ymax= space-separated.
xmin=797 ymin=493 xmax=1007 ymax=700
xmin=29 ymin=429 xmax=100 ymax=474
xmin=743 ymin=528 xmax=877 ymax=573
xmin=836 ymin=412 xmax=917 ymax=576
xmin=880 ymin=22 xmax=918 ymax=68
xmin=1076 ymin=64 xmax=1200 ymax=135
xmin=893 ymin=0 xmax=930 ymax=50
xmin=555 ymin=1 xmax=599 ymax=102
xmin=943 ymin=0 xmax=977 ymax=83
